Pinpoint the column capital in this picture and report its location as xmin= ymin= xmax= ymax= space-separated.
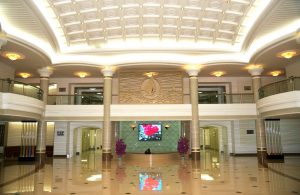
xmin=101 ymin=66 xmax=115 ymax=77
xmin=185 ymin=65 xmax=201 ymax=77
xmin=0 ymin=31 xmax=7 ymax=49
xmin=38 ymin=67 xmax=53 ymax=78
xmin=247 ymin=66 xmax=264 ymax=77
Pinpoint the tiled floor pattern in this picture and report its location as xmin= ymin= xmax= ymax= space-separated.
xmin=0 ymin=151 xmax=299 ymax=195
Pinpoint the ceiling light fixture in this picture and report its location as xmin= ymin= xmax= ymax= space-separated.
xmin=19 ymin=72 xmax=31 ymax=78
xmin=75 ymin=72 xmax=89 ymax=78
xmin=211 ymin=71 xmax=225 ymax=77
xmin=246 ymin=64 xmax=263 ymax=70
xmin=143 ymin=72 xmax=158 ymax=78
xmin=276 ymin=50 xmax=300 ymax=59
xmin=270 ymin=71 xmax=282 ymax=77
xmin=1 ymin=51 xmax=25 ymax=61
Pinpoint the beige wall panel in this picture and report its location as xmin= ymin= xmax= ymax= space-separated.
xmin=119 ymin=71 xmax=183 ymax=104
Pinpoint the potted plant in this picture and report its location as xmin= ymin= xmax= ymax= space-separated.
xmin=177 ymin=136 xmax=189 ymax=159
xmin=115 ymin=139 xmax=127 ymax=159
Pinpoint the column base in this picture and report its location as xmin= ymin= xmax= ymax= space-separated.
xmin=191 ymin=151 xmax=200 ymax=160
xmin=257 ymin=151 xmax=268 ymax=167
xmin=102 ymin=153 xmax=112 ymax=161
xmin=35 ymin=153 xmax=46 ymax=169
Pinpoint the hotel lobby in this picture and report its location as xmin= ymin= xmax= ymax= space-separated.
xmin=0 ymin=0 xmax=300 ymax=194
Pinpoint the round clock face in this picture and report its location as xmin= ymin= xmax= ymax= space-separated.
xmin=141 ymin=77 xmax=160 ymax=99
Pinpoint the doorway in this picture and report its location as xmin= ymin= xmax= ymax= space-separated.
xmin=73 ymin=127 xmax=102 ymax=155
xmin=203 ymin=127 xmax=219 ymax=151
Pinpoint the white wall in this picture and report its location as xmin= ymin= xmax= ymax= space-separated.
xmin=280 ymin=119 xmax=300 ymax=153
xmin=53 ymin=122 xmax=68 ymax=155
xmin=233 ymin=120 xmax=257 ymax=154
xmin=0 ymin=62 xmax=15 ymax=79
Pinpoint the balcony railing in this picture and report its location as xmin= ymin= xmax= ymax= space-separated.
xmin=0 ymin=78 xmax=43 ymax=100
xmin=48 ymin=95 xmax=103 ymax=105
xmin=259 ymin=77 xmax=300 ymax=99
xmin=198 ymin=93 xmax=254 ymax=104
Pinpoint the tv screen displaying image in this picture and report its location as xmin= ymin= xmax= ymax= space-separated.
xmin=139 ymin=172 xmax=162 ymax=191
xmin=138 ymin=124 xmax=162 ymax=141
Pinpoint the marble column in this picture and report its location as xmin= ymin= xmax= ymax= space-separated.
xmin=248 ymin=66 xmax=267 ymax=165
xmin=101 ymin=67 xmax=114 ymax=161
xmin=186 ymin=67 xmax=201 ymax=160
xmin=36 ymin=67 xmax=52 ymax=165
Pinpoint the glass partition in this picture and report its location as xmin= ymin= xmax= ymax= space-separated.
xmin=48 ymin=94 xmax=103 ymax=105
xmin=0 ymin=78 xmax=43 ymax=100
xmin=259 ymin=77 xmax=300 ymax=99
xmin=198 ymin=93 xmax=254 ymax=104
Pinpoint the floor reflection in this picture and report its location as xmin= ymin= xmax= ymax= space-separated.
xmin=0 ymin=150 xmax=299 ymax=194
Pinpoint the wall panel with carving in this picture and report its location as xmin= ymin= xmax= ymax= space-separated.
xmin=119 ymin=71 xmax=183 ymax=104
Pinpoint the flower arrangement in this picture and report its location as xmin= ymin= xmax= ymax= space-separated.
xmin=177 ymin=136 xmax=189 ymax=155
xmin=115 ymin=139 xmax=127 ymax=157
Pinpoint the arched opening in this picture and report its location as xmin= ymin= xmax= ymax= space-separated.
xmin=73 ymin=127 xmax=102 ymax=156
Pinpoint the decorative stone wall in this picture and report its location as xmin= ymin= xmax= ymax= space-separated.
xmin=119 ymin=121 xmax=181 ymax=153
xmin=119 ymin=71 xmax=183 ymax=104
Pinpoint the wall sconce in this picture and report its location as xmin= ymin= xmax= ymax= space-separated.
xmin=164 ymin=124 xmax=170 ymax=130
xmin=130 ymin=123 xmax=137 ymax=130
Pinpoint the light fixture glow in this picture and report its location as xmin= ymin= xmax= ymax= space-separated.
xmin=75 ymin=72 xmax=89 ymax=78
xmin=86 ymin=174 xmax=102 ymax=181
xmin=245 ymin=64 xmax=263 ymax=70
xmin=201 ymin=174 xmax=214 ymax=181
xmin=211 ymin=71 xmax=225 ymax=77
xmin=270 ymin=70 xmax=282 ymax=77
xmin=2 ymin=51 xmax=25 ymax=61
xmin=143 ymin=72 xmax=158 ymax=78
xmin=276 ymin=50 xmax=300 ymax=59
xmin=19 ymin=72 xmax=31 ymax=78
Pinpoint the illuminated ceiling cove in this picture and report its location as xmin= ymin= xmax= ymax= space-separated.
xmin=34 ymin=0 xmax=270 ymax=52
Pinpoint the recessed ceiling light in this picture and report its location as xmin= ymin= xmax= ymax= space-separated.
xmin=211 ymin=71 xmax=225 ymax=77
xmin=75 ymin=72 xmax=89 ymax=78
xmin=1 ymin=51 xmax=25 ymax=61
xmin=270 ymin=70 xmax=282 ymax=77
xmin=19 ymin=72 xmax=31 ymax=78
xmin=276 ymin=50 xmax=300 ymax=59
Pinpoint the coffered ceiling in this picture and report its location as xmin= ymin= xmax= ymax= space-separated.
xmin=45 ymin=0 xmax=259 ymax=48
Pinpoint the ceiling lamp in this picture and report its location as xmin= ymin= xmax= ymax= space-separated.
xmin=270 ymin=71 xmax=282 ymax=77
xmin=211 ymin=71 xmax=225 ymax=77
xmin=75 ymin=72 xmax=89 ymax=78
xmin=276 ymin=50 xmax=300 ymax=59
xmin=1 ymin=51 xmax=25 ymax=61
xmin=143 ymin=72 xmax=158 ymax=78
xmin=19 ymin=72 xmax=31 ymax=78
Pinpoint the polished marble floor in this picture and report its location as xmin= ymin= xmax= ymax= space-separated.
xmin=0 ymin=151 xmax=299 ymax=195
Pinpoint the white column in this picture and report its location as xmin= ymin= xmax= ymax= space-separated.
xmin=101 ymin=67 xmax=114 ymax=161
xmin=186 ymin=67 xmax=201 ymax=160
xmin=36 ymin=67 xmax=53 ymax=163
xmin=248 ymin=66 xmax=267 ymax=165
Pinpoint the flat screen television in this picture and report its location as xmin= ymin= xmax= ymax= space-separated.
xmin=138 ymin=124 xmax=162 ymax=141
xmin=139 ymin=172 xmax=162 ymax=191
